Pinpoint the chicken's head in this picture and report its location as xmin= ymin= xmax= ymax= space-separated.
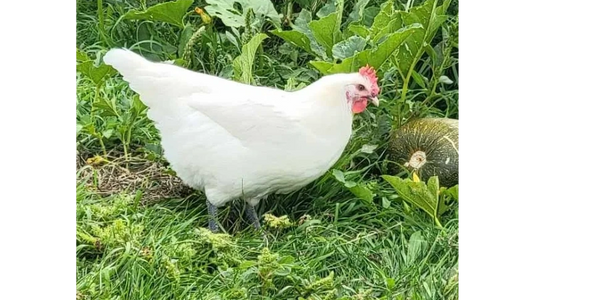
xmin=345 ymin=65 xmax=380 ymax=114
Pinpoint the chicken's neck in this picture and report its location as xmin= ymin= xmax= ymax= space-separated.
xmin=293 ymin=74 xmax=357 ymax=142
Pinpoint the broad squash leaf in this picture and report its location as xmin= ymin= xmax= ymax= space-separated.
xmin=395 ymin=0 xmax=450 ymax=81
xmin=76 ymin=48 xmax=116 ymax=85
xmin=332 ymin=36 xmax=366 ymax=60
xmin=270 ymin=30 xmax=314 ymax=55
xmin=314 ymin=23 xmax=420 ymax=75
xmin=233 ymin=33 xmax=268 ymax=84
xmin=308 ymin=12 xmax=342 ymax=57
xmin=204 ymin=0 xmax=281 ymax=29
xmin=122 ymin=0 xmax=194 ymax=29
xmin=382 ymin=175 xmax=442 ymax=226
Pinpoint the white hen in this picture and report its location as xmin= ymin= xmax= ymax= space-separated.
xmin=103 ymin=49 xmax=380 ymax=232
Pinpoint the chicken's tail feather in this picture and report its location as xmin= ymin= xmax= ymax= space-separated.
xmin=103 ymin=48 xmax=202 ymax=110
xmin=103 ymin=48 xmax=149 ymax=76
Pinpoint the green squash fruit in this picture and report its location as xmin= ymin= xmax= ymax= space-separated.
xmin=387 ymin=118 xmax=458 ymax=187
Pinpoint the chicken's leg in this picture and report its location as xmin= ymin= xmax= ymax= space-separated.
xmin=245 ymin=203 xmax=268 ymax=245
xmin=207 ymin=199 xmax=219 ymax=233
xmin=245 ymin=204 xmax=261 ymax=230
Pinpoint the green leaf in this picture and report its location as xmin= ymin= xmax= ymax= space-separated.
xmin=233 ymin=33 xmax=268 ymax=84
xmin=273 ymin=268 xmax=292 ymax=277
xmin=370 ymin=0 xmax=402 ymax=43
xmin=319 ymin=23 xmax=420 ymax=75
xmin=270 ymin=30 xmax=314 ymax=55
xmin=423 ymin=44 xmax=438 ymax=66
xmin=344 ymin=180 xmax=356 ymax=188
xmin=266 ymin=8 xmax=330 ymax=58
xmin=94 ymin=96 xmax=120 ymax=118
xmin=122 ymin=0 xmax=194 ymax=29
xmin=386 ymin=277 xmax=395 ymax=289
xmin=349 ymin=184 xmax=374 ymax=203
xmin=437 ymin=196 xmax=449 ymax=216
xmin=360 ymin=144 xmax=377 ymax=154
xmin=426 ymin=176 xmax=440 ymax=201
xmin=102 ymin=129 xmax=114 ymax=139
xmin=292 ymin=9 xmax=328 ymax=59
xmin=363 ymin=6 xmax=380 ymax=26
xmin=333 ymin=0 xmax=345 ymax=30
xmin=144 ymin=143 xmax=163 ymax=156
xmin=291 ymin=9 xmax=313 ymax=35
xmin=308 ymin=12 xmax=342 ymax=57
xmin=309 ymin=61 xmax=334 ymax=74
xmin=411 ymin=70 xmax=427 ymax=89
xmin=373 ymin=16 xmax=404 ymax=45
xmin=76 ymin=60 xmax=116 ymax=86
xmin=444 ymin=185 xmax=458 ymax=200
xmin=130 ymin=95 xmax=147 ymax=116
xmin=76 ymin=48 xmax=90 ymax=62
xmin=316 ymin=0 xmax=338 ymax=18
xmin=278 ymin=255 xmax=295 ymax=264
xmin=427 ymin=15 xmax=449 ymax=40
xmin=172 ymin=58 xmax=187 ymax=67
xmin=403 ymin=0 xmax=449 ymax=41
xmin=75 ymin=51 xmax=117 ymax=85
xmin=82 ymin=122 xmax=97 ymax=135
xmin=177 ymin=24 xmax=195 ymax=57
xmin=306 ymin=0 xmax=344 ymax=57
xmin=395 ymin=0 xmax=449 ymax=80
xmin=225 ymin=31 xmax=239 ymax=49
xmin=439 ymin=75 xmax=453 ymax=84
xmin=371 ymin=0 xmax=393 ymax=31
xmin=331 ymin=169 xmax=345 ymax=183
xmin=284 ymin=77 xmax=302 ymax=91
xmin=382 ymin=175 xmax=441 ymax=225
xmin=346 ymin=0 xmax=371 ymax=26
xmin=347 ymin=24 xmax=370 ymax=38
xmin=331 ymin=169 xmax=375 ymax=204
xmin=359 ymin=22 xmax=420 ymax=67
xmin=238 ymin=260 xmax=256 ymax=270
xmin=406 ymin=231 xmax=426 ymax=265
xmin=332 ymin=36 xmax=366 ymax=60
xmin=382 ymin=197 xmax=391 ymax=209
xmin=204 ymin=0 xmax=281 ymax=29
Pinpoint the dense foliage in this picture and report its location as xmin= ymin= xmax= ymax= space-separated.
xmin=76 ymin=0 xmax=459 ymax=299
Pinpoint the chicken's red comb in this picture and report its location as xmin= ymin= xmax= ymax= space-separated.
xmin=359 ymin=65 xmax=380 ymax=95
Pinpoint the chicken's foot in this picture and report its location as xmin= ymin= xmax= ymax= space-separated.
xmin=207 ymin=200 xmax=219 ymax=233
xmin=244 ymin=204 xmax=261 ymax=230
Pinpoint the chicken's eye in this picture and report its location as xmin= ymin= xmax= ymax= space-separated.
xmin=358 ymin=84 xmax=366 ymax=91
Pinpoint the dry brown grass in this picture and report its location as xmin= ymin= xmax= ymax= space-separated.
xmin=76 ymin=152 xmax=195 ymax=205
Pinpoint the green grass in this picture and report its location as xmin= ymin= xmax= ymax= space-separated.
xmin=76 ymin=182 xmax=458 ymax=299
xmin=76 ymin=0 xmax=459 ymax=299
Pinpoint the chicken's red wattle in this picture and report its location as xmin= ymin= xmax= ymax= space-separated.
xmin=352 ymin=98 xmax=368 ymax=113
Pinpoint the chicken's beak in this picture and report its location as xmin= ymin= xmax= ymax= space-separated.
xmin=370 ymin=96 xmax=379 ymax=107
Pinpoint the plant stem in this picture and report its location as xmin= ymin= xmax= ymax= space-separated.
xmin=182 ymin=26 xmax=206 ymax=68
xmin=97 ymin=0 xmax=110 ymax=46
xmin=396 ymin=0 xmax=442 ymax=125
xmin=93 ymin=85 xmax=107 ymax=156
xmin=97 ymin=134 xmax=107 ymax=157
xmin=397 ymin=54 xmax=420 ymax=126
xmin=285 ymin=0 xmax=293 ymax=26
xmin=123 ymin=140 xmax=128 ymax=161
xmin=434 ymin=217 xmax=443 ymax=228
xmin=124 ymin=123 xmax=134 ymax=163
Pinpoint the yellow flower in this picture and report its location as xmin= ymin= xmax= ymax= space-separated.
xmin=195 ymin=7 xmax=212 ymax=24
xmin=412 ymin=172 xmax=421 ymax=183
xmin=86 ymin=155 xmax=107 ymax=166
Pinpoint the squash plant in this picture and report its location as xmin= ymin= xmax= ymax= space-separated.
xmin=272 ymin=0 xmax=453 ymax=122
xmin=76 ymin=49 xmax=148 ymax=159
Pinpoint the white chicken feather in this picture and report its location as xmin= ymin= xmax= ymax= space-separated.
xmin=103 ymin=48 xmax=380 ymax=232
